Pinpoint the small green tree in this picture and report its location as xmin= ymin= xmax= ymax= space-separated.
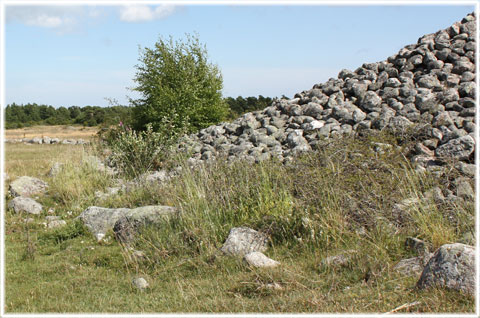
xmin=131 ymin=33 xmax=228 ymax=136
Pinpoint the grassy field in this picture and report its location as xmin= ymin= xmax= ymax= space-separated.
xmin=5 ymin=125 xmax=99 ymax=140
xmin=3 ymin=127 xmax=475 ymax=314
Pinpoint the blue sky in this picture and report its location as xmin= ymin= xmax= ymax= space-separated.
xmin=3 ymin=2 xmax=476 ymax=107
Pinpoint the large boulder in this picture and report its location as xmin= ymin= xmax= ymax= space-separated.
xmin=8 ymin=196 xmax=43 ymax=214
xmin=113 ymin=205 xmax=178 ymax=243
xmin=416 ymin=243 xmax=475 ymax=295
xmin=220 ymin=227 xmax=269 ymax=257
xmin=9 ymin=176 xmax=48 ymax=197
xmin=77 ymin=206 xmax=130 ymax=241
xmin=78 ymin=205 xmax=178 ymax=242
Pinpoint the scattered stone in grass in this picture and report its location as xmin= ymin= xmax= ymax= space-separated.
xmin=244 ymin=252 xmax=280 ymax=268
xmin=47 ymin=162 xmax=64 ymax=177
xmin=95 ymin=187 xmax=121 ymax=200
xmin=9 ymin=176 xmax=48 ymax=197
xmin=416 ymin=243 xmax=475 ymax=295
xmin=264 ymin=282 xmax=284 ymax=291
xmin=391 ymin=198 xmax=420 ymax=225
xmin=8 ymin=196 xmax=43 ymax=214
xmin=131 ymin=250 xmax=147 ymax=262
xmin=220 ymin=227 xmax=269 ymax=257
xmin=322 ymin=250 xmax=357 ymax=267
xmin=394 ymin=254 xmax=433 ymax=277
xmin=405 ymin=237 xmax=430 ymax=255
xmin=423 ymin=187 xmax=445 ymax=204
xmin=132 ymin=277 xmax=149 ymax=290
xmin=113 ymin=205 xmax=179 ymax=244
xmin=47 ymin=220 xmax=67 ymax=229
xmin=45 ymin=215 xmax=61 ymax=222
xmin=23 ymin=218 xmax=35 ymax=223
xmin=83 ymin=155 xmax=117 ymax=176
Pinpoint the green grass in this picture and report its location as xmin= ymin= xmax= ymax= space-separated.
xmin=4 ymin=132 xmax=475 ymax=313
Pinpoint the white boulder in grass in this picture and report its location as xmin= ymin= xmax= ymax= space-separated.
xmin=220 ymin=227 xmax=269 ymax=257
xmin=244 ymin=252 xmax=280 ymax=268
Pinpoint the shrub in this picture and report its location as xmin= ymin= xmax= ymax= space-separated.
xmin=105 ymin=122 xmax=183 ymax=178
xmin=131 ymin=33 xmax=228 ymax=134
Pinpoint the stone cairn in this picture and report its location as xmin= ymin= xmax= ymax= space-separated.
xmin=178 ymin=13 xmax=476 ymax=168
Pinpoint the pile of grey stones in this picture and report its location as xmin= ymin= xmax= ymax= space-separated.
xmin=178 ymin=13 xmax=476 ymax=169
xmin=5 ymin=136 xmax=89 ymax=145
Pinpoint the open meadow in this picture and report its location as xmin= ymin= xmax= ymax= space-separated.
xmin=3 ymin=126 xmax=475 ymax=314
xmin=5 ymin=125 xmax=99 ymax=141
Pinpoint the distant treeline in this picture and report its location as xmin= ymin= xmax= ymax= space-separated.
xmin=5 ymin=95 xmax=277 ymax=129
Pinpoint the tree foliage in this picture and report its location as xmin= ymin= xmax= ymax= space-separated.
xmin=131 ymin=34 xmax=228 ymax=135
xmin=4 ymin=103 xmax=133 ymax=129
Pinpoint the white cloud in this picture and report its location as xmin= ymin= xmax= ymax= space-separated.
xmin=6 ymin=5 xmax=103 ymax=33
xmin=119 ymin=5 xmax=176 ymax=23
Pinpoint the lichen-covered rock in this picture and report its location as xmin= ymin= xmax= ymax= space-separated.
xmin=435 ymin=135 xmax=475 ymax=160
xmin=77 ymin=206 xmax=130 ymax=241
xmin=220 ymin=227 xmax=269 ymax=257
xmin=9 ymin=176 xmax=48 ymax=197
xmin=8 ymin=196 xmax=43 ymax=214
xmin=113 ymin=205 xmax=178 ymax=244
xmin=416 ymin=243 xmax=475 ymax=295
